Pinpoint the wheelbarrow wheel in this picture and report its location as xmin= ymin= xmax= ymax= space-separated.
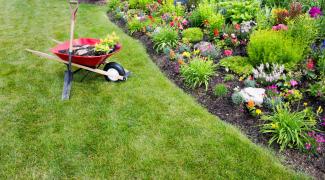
xmin=103 ymin=62 xmax=126 ymax=82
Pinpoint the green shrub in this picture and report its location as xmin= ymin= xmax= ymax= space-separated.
xmin=286 ymin=15 xmax=318 ymax=53
xmin=108 ymin=0 xmax=120 ymax=11
xmin=180 ymin=58 xmax=216 ymax=90
xmin=214 ymin=84 xmax=228 ymax=97
xmin=189 ymin=2 xmax=215 ymax=27
xmin=129 ymin=0 xmax=154 ymax=10
xmin=260 ymin=103 xmax=317 ymax=151
xmin=182 ymin=28 xmax=203 ymax=43
xmin=152 ymin=27 xmax=179 ymax=52
xmin=219 ymin=56 xmax=253 ymax=76
xmin=247 ymin=30 xmax=303 ymax=68
xmin=224 ymin=74 xmax=235 ymax=82
xmin=317 ymin=55 xmax=325 ymax=76
xmin=160 ymin=3 xmax=185 ymax=16
xmin=206 ymin=13 xmax=225 ymax=36
xmin=231 ymin=92 xmax=244 ymax=105
xmin=127 ymin=18 xmax=143 ymax=34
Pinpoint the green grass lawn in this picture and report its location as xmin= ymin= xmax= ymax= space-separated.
xmin=0 ymin=0 xmax=308 ymax=179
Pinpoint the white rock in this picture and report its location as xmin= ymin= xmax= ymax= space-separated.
xmin=239 ymin=87 xmax=265 ymax=106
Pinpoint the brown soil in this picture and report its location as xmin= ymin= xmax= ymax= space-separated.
xmin=108 ymin=13 xmax=325 ymax=179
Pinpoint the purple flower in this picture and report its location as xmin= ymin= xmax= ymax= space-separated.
xmin=309 ymin=7 xmax=323 ymax=18
xmin=321 ymin=117 xmax=325 ymax=127
xmin=290 ymin=80 xmax=298 ymax=87
xmin=315 ymin=134 xmax=325 ymax=143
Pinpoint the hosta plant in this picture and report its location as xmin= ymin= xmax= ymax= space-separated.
xmin=260 ymin=103 xmax=317 ymax=151
xmin=180 ymin=58 xmax=216 ymax=90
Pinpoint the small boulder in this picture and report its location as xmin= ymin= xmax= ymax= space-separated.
xmin=239 ymin=87 xmax=265 ymax=106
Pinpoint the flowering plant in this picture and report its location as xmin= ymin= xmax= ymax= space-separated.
xmin=253 ymin=63 xmax=286 ymax=85
xmin=309 ymin=7 xmax=323 ymax=18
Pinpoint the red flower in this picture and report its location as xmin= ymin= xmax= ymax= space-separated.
xmin=213 ymin=29 xmax=219 ymax=37
xmin=170 ymin=21 xmax=175 ymax=27
xmin=234 ymin=24 xmax=240 ymax=30
xmin=307 ymin=59 xmax=315 ymax=70
xmin=224 ymin=49 xmax=233 ymax=56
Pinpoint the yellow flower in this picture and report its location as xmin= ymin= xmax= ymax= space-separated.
xmin=255 ymin=109 xmax=262 ymax=115
xmin=239 ymin=76 xmax=244 ymax=81
xmin=271 ymin=123 xmax=278 ymax=129
xmin=182 ymin=51 xmax=191 ymax=58
xmin=316 ymin=106 xmax=323 ymax=115
xmin=303 ymin=102 xmax=308 ymax=106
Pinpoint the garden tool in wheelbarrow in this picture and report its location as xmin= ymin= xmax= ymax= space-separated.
xmin=26 ymin=0 xmax=130 ymax=100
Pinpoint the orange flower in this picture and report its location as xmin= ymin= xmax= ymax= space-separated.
xmin=178 ymin=59 xmax=184 ymax=65
xmin=247 ymin=100 xmax=255 ymax=108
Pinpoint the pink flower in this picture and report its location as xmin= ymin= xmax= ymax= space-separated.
xmin=290 ymin=80 xmax=298 ymax=87
xmin=224 ymin=49 xmax=233 ymax=56
xmin=272 ymin=24 xmax=288 ymax=31
xmin=182 ymin=19 xmax=188 ymax=26
xmin=305 ymin=143 xmax=312 ymax=150
xmin=288 ymin=90 xmax=294 ymax=94
xmin=316 ymin=146 xmax=322 ymax=152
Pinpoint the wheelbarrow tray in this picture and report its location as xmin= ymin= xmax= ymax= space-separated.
xmin=51 ymin=38 xmax=121 ymax=67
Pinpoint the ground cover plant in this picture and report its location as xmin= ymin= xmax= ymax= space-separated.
xmin=0 ymin=0 xmax=308 ymax=179
xmin=108 ymin=0 xmax=325 ymax=178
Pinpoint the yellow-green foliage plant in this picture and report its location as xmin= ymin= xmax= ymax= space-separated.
xmin=247 ymin=30 xmax=303 ymax=69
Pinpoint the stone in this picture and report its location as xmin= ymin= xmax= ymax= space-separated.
xmin=239 ymin=87 xmax=265 ymax=106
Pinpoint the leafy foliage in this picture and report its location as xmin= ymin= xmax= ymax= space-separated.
xmin=214 ymin=84 xmax=228 ymax=97
xmin=189 ymin=1 xmax=216 ymax=27
xmin=182 ymin=27 xmax=203 ymax=43
xmin=231 ymin=92 xmax=245 ymax=105
xmin=286 ymin=14 xmax=318 ymax=53
xmin=129 ymin=0 xmax=154 ymax=10
xmin=219 ymin=56 xmax=253 ymax=76
xmin=180 ymin=58 xmax=216 ymax=90
xmin=260 ymin=103 xmax=317 ymax=151
xmin=247 ymin=30 xmax=303 ymax=68
xmin=95 ymin=32 xmax=119 ymax=54
xmin=152 ymin=27 xmax=179 ymax=52
xmin=127 ymin=18 xmax=144 ymax=34
xmin=217 ymin=0 xmax=260 ymax=24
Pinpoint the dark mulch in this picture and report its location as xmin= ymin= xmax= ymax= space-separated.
xmin=108 ymin=13 xmax=325 ymax=179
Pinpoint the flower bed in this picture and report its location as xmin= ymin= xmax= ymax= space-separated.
xmin=107 ymin=0 xmax=325 ymax=178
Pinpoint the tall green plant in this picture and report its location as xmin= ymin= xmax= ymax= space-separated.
xmin=180 ymin=58 xmax=216 ymax=90
xmin=152 ymin=27 xmax=179 ymax=52
xmin=260 ymin=103 xmax=317 ymax=151
xmin=286 ymin=14 xmax=318 ymax=53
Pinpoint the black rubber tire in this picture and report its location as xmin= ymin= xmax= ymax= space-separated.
xmin=103 ymin=62 xmax=126 ymax=82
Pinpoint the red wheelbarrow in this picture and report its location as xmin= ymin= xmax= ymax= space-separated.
xmin=26 ymin=0 xmax=130 ymax=100
xmin=26 ymin=38 xmax=129 ymax=82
